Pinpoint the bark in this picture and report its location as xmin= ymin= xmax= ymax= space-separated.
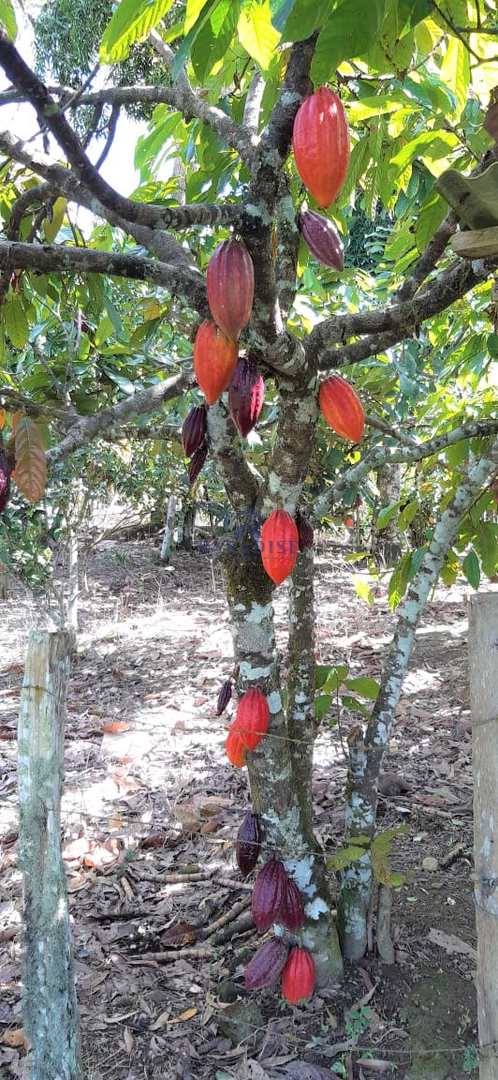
xmin=17 ymin=630 xmax=80 ymax=1079
xmin=287 ymin=547 xmax=316 ymax=838
xmin=160 ymin=494 xmax=176 ymax=564
xmin=338 ymin=437 xmax=498 ymax=960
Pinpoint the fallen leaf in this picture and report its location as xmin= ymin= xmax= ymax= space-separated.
xmin=428 ymin=928 xmax=477 ymax=961
xmin=161 ymin=921 xmax=197 ymax=947
xmin=123 ymin=1028 xmax=134 ymax=1054
xmin=2 ymin=1030 xmax=29 ymax=1051
xmin=101 ymin=721 xmax=130 ymax=734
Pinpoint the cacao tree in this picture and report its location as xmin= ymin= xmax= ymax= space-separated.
xmin=1 ymin=0 xmax=498 ymax=987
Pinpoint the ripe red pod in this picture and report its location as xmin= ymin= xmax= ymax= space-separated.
xmin=216 ymin=678 xmax=233 ymax=717
xmin=188 ymin=441 xmax=208 ymax=485
xmin=292 ymin=87 xmax=350 ymax=209
xmin=245 ymin=938 xmax=289 ymax=990
xmin=182 ymin=405 xmax=207 ymax=457
xmin=252 ymin=855 xmax=289 ymax=932
xmin=236 ymin=811 xmax=262 ymax=876
xmin=229 ymin=357 xmax=265 ymax=437
xmin=319 ymin=374 xmax=365 ymax=443
xmin=281 ymin=946 xmax=316 ymax=1005
xmin=194 ymin=320 xmax=238 ymax=406
xmin=207 ymin=238 xmax=254 ymax=342
xmin=235 ymin=688 xmax=269 ymax=751
xmin=296 ymin=512 xmax=314 ymax=552
xmin=225 ymin=727 xmax=246 ymax=768
xmin=299 ymin=209 xmax=344 ymax=270
xmin=344 ymin=516 xmax=354 ymax=528
xmin=0 ymin=448 xmax=11 ymax=514
xmin=260 ymin=509 xmax=299 ymax=585
xmin=280 ymin=877 xmax=305 ymax=932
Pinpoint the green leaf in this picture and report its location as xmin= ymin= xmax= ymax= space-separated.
xmin=42 ymin=197 xmax=67 ymax=243
xmin=415 ymin=192 xmax=447 ymax=252
xmin=4 ymin=295 xmax=29 ymax=349
xmin=270 ymin=0 xmax=295 ymax=31
xmin=388 ymin=551 xmax=412 ymax=609
xmin=280 ymin=0 xmax=329 ymax=40
xmin=311 ymin=0 xmax=386 ymax=83
xmin=173 ymin=0 xmax=221 ymax=76
xmin=440 ymin=36 xmax=470 ymax=119
xmin=100 ymin=0 xmax=175 ymax=63
xmin=323 ymin=664 xmax=349 ymax=692
xmin=371 ymin=827 xmax=406 ymax=887
xmin=376 ymin=501 xmax=401 ymax=530
xmin=339 ymin=694 xmax=371 ymax=717
xmin=348 ymin=94 xmax=409 ymax=123
xmin=238 ymin=1 xmax=281 ymax=70
xmin=344 ymin=676 xmax=380 ymax=700
xmin=487 ymin=333 xmax=498 ymax=359
xmin=0 ymin=0 xmax=16 ymax=38
xmin=191 ymin=0 xmax=240 ymax=81
xmin=315 ymin=663 xmax=335 ymax=690
xmin=462 ymin=550 xmax=480 ymax=590
xmin=314 ymin=693 xmax=333 ymax=722
xmin=390 ymin=130 xmax=459 ymax=172
xmin=476 ymin=523 xmax=498 ymax=579
xmin=353 ymin=575 xmax=374 ymax=605
xmin=327 ymin=845 xmax=367 ymax=871
xmin=398 ymin=500 xmax=419 ymax=530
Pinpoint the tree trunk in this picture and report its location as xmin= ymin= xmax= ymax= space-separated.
xmin=17 ymin=630 xmax=80 ymax=1080
xmin=160 ymin=494 xmax=176 ymax=563
xmin=66 ymin=521 xmax=79 ymax=632
xmin=469 ymin=593 xmax=498 ymax=1080
xmin=180 ymin=499 xmax=196 ymax=551
xmin=339 ymin=439 xmax=498 ymax=960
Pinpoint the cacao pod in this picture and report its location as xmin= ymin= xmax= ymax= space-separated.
xmin=299 ymin=209 xmax=344 ymax=270
xmin=343 ymin=516 xmax=354 ymax=528
xmin=225 ymin=727 xmax=246 ymax=768
xmin=292 ymin=87 xmax=350 ymax=209
xmin=207 ymin=238 xmax=254 ymax=342
xmin=188 ymin=441 xmax=208 ymax=485
xmin=216 ymin=678 xmax=233 ymax=716
xmin=245 ymin=938 xmax=289 ymax=990
xmin=182 ymin=405 xmax=207 ymax=457
xmin=319 ymin=374 xmax=365 ymax=443
xmin=194 ymin=320 xmax=238 ymax=406
xmin=280 ymin=877 xmax=305 ymax=931
xmin=0 ymin=448 xmax=11 ymax=514
xmin=252 ymin=855 xmax=288 ymax=932
xmin=236 ymin=811 xmax=262 ymax=876
xmin=260 ymin=509 xmax=299 ymax=585
xmin=296 ymin=512 xmax=314 ymax=552
xmin=229 ymin=357 xmax=265 ymax=437
xmin=281 ymin=946 xmax=316 ymax=1005
xmin=235 ymin=688 xmax=269 ymax=751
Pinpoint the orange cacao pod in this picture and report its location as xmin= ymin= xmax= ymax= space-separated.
xmin=299 ymin=209 xmax=344 ymax=269
xmin=194 ymin=320 xmax=238 ymax=406
xmin=252 ymin=855 xmax=288 ymax=932
xmin=245 ymin=938 xmax=289 ymax=990
xmin=319 ymin=374 xmax=365 ymax=443
xmin=260 ymin=509 xmax=299 ymax=585
xmin=229 ymin=357 xmax=265 ymax=437
xmin=207 ymin=238 xmax=254 ymax=342
xmin=281 ymin=946 xmax=316 ymax=1004
xmin=236 ymin=811 xmax=262 ymax=876
xmin=280 ymin=877 xmax=305 ymax=931
xmin=225 ymin=727 xmax=246 ymax=768
xmin=235 ymin=688 xmax=269 ymax=751
xmin=292 ymin=87 xmax=349 ymax=209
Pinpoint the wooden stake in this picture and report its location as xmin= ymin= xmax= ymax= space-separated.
xmin=469 ymin=594 xmax=498 ymax=1080
xmin=18 ymin=630 xmax=80 ymax=1080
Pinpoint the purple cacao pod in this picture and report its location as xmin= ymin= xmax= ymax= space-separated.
xmin=236 ymin=811 xmax=262 ymax=876
xmin=182 ymin=405 xmax=207 ymax=458
xmin=280 ymin=876 xmax=305 ymax=931
xmin=251 ymin=855 xmax=288 ymax=931
xmin=188 ymin=441 xmax=208 ymax=485
xmin=229 ymin=357 xmax=265 ymax=438
xmin=299 ymin=209 xmax=344 ymax=271
xmin=0 ymin=448 xmax=11 ymax=515
xmin=296 ymin=512 xmax=314 ymax=552
xmin=245 ymin=937 xmax=289 ymax=990
xmin=216 ymin=678 xmax=233 ymax=717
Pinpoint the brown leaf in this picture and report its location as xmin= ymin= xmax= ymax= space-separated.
xmin=101 ymin=720 xmax=130 ymax=734
xmin=161 ymin=921 xmax=197 ymax=947
xmin=13 ymin=416 xmax=47 ymax=504
xmin=2 ymin=1030 xmax=29 ymax=1051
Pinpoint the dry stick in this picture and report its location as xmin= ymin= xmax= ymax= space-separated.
xmin=200 ymin=896 xmax=251 ymax=939
xmin=18 ymin=629 xmax=80 ymax=1080
xmin=469 ymin=594 xmax=498 ymax=1080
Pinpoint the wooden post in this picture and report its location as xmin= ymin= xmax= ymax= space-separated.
xmin=469 ymin=594 xmax=498 ymax=1080
xmin=18 ymin=630 xmax=80 ymax=1080
xmin=160 ymin=493 xmax=176 ymax=563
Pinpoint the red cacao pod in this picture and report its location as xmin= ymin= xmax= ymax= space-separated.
xmin=292 ymin=87 xmax=350 ymax=209
xmin=280 ymin=877 xmax=305 ymax=931
xmin=225 ymin=727 xmax=246 ymax=768
xmin=236 ymin=811 xmax=262 ymax=876
xmin=194 ymin=320 xmax=238 ymax=406
xmin=281 ymin=946 xmax=316 ymax=1005
xmin=0 ymin=448 xmax=11 ymax=514
xmin=344 ymin=516 xmax=354 ymax=528
xmin=216 ymin=678 xmax=233 ymax=716
xmin=299 ymin=209 xmax=344 ymax=270
xmin=182 ymin=405 xmax=207 ymax=457
xmin=260 ymin=509 xmax=299 ymax=585
xmin=207 ymin=238 xmax=254 ymax=342
xmin=252 ymin=855 xmax=288 ymax=932
xmin=296 ymin=512 xmax=314 ymax=552
xmin=319 ymin=374 xmax=365 ymax=443
xmin=245 ymin=938 xmax=289 ymax=990
xmin=235 ymin=688 xmax=269 ymax=751
xmin=229 ymin=357 xmax=265 ymax=437
xmin=188 ymin=441 xmax=208 ymax=485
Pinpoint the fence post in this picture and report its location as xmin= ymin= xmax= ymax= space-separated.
xmin=18 ymin=629 xmax=80 ymax=1080
xmin=469 ymin=593 xmax=498 ymax=1080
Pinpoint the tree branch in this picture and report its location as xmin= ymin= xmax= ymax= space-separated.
xmin=395 ymin=212 xmax=458 ymax=302
xmin=206 ymin=401 xmax=260 ymax=510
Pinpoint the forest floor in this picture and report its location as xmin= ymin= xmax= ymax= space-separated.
xmin=0 ymin=536 xmax=484 ymax=1080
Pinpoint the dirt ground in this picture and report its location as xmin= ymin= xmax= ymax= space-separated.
xmin=0 ymin=536 xmax=483 ymax=1079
